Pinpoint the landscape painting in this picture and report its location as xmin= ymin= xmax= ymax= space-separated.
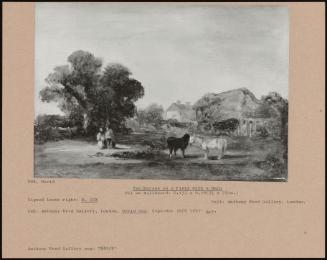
xmin=34 ymin=3 xmax=289 ymax=181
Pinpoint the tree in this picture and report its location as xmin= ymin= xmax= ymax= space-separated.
xmin=260 ymin=92 xmax=288 ymax=162
xmin=40 ymin=50 xmax=144 ymax=134
xmin=260 ymin=92 xmax=288 ymax=135
xmin=137 ymin=103 xmax=164 ymax=128
xmin=98 ymin=64 xmax=144 ymax=130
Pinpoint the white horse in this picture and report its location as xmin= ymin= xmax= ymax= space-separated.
xmin=189 ymin=135 xmax=227 ymax=160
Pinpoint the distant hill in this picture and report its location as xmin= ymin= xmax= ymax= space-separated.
xmin=193 ymin=88 xmax=269 ymax=121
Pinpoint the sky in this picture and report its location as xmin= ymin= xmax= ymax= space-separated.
xmin=35 ymin=3 xmax=289 ymax=116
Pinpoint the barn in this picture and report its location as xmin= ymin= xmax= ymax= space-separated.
xmin=193 ymin=88 xmax=275 ymax=137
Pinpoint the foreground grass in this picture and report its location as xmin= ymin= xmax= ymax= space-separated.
xmin=34 ymin=132 xmax=287 ymax=181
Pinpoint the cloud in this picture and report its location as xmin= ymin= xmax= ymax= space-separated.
xmin=35 ymin=3 xmax=288 ymax=115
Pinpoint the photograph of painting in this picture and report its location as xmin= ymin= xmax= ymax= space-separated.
xmin=34 ymin=3 xmax=289 ymax=181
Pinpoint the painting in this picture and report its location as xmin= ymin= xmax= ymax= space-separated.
xmin=34 ymin=3 xmax=289 ymax=181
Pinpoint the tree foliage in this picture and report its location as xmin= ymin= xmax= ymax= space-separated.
xmin=260 ymin=92 xmax=288 ymax=161
xmin=34 ymin=114 xmax=74 ymax=144
xmin=40 ymin=50 xmax=144 ymax=134
xmin=136 ymin=103 xmax=164 ymax=127
xmin=260 ymin=92 xmax=288 ymax=135
xmin=35 ymin=114 xmax=70 ymax=128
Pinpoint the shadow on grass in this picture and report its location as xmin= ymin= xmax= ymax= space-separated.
xmin=184 ymin=154 xmax=249 ymax=160
xmin=221 ymin=154 xmax=249 ymax=159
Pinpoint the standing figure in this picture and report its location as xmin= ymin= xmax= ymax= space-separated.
xmin=105 ymin=126 xmax=116 ymax=148
xmin=97 ymin=128 xmax=106 ymax=149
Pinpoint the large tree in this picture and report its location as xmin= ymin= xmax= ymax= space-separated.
xmin=40 ymin=50 xmax=144 ymax=134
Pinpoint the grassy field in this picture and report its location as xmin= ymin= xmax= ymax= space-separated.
xmin=34 ymin=131 xmax=287 ymax=181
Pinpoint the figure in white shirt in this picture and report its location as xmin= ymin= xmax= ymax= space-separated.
xmin=96 ymin=128 xmax=106 ymax=149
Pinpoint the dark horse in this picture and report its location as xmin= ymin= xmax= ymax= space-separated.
xmin=167 ymin=133 xmax=190 ymax=158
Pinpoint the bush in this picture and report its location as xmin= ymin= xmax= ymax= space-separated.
xmin=213 ymin=118 xmax=239 ymax=133
xmin=256 ymin=126 xmax=269 ymax=138
xmin=34 ymin=114 xmax=82 ymax=143
xmin=136 ymin=104 xmax=164 ymax=128
xmin=34 ymin=124 xmax=64 ymax=144
xmin=227 ymin=137 xmax=254 ymax=151
xmin=255 ymin=153 xmax=286 ymax=177
xmin=120 ymin=127 xmax=133 ymax=135
xmin=167 ymin=119 xmax=197 ymax=129
xmin=35 ymin=114 xmax=71 ymax=127
xmin=125 ymin=118 xmax=142 ymax=132
xmin=141 ymin=135 xmax=167 ymax=150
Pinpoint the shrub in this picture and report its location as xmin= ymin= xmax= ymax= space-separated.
xmin=227 ymin=136 xmax=254 ymax=150
xmin=255 ymin=153 xmax=286 ymax=178
xmin=35 ymin=114 xmax=70 ymax=128
xmin=34 ymin=114 xmax=81 ymax=143
xmin=34 ymin=124 xmax=64 ymax=144
xmin=212 ymin=118 xmax=239 ymax=133
xmin=256 ymin=126 xmax=269 ymax=138
xmin=141 ymin=135 xmax=167 ymax=150
xmin=136 ymin=104 xmax=164 ymax=128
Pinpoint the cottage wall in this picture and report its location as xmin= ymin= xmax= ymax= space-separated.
xmin=166 ymin=111 xmax=181 ymax=121
xmin=236 ymin=117 xmax=267 ymax=137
